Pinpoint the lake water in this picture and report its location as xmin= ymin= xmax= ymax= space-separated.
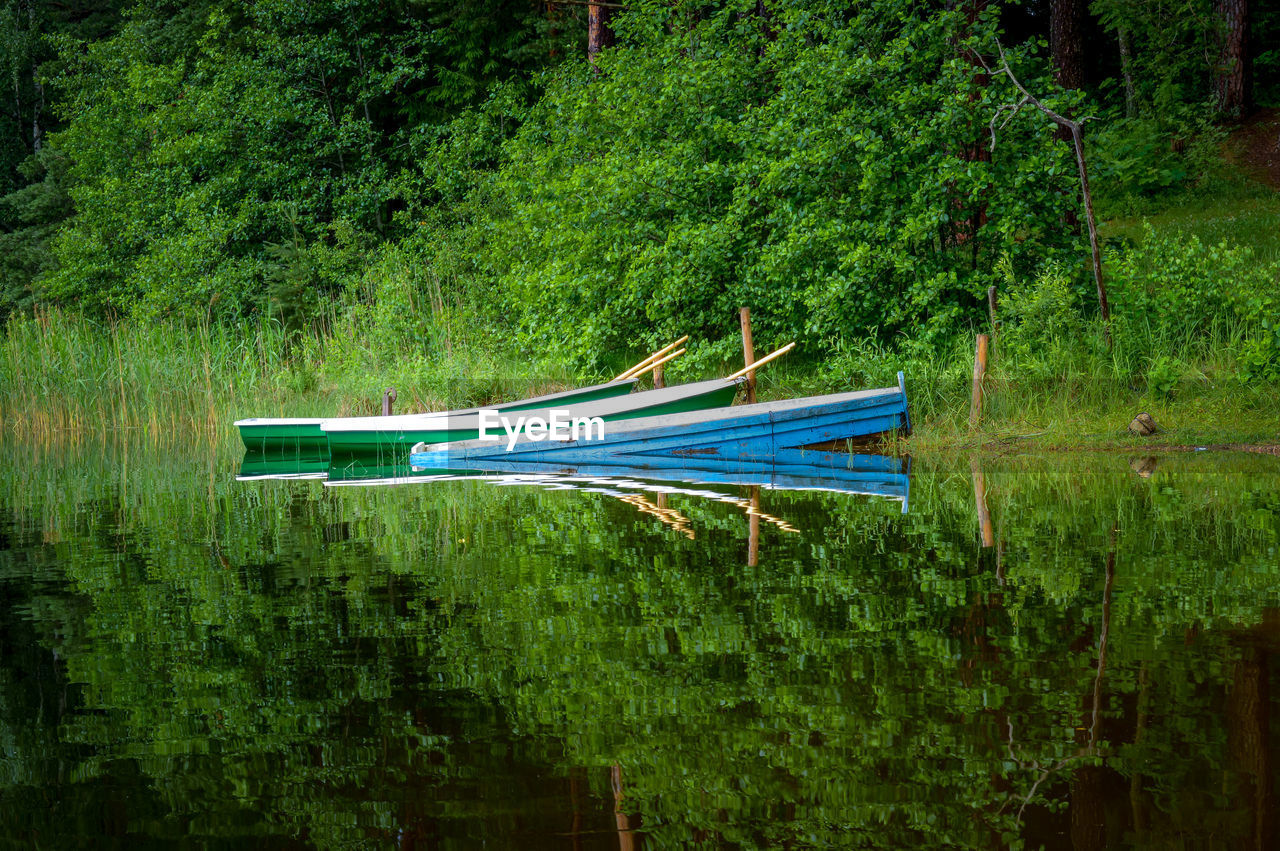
xmin=1 ymin=443 xmax=1278 ymax=849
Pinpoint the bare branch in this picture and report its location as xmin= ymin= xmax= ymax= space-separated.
xmin=989 ymin=95 xmax=1029 ymax=151
xmin=982 ymin=40 xmax=1112 ymax=347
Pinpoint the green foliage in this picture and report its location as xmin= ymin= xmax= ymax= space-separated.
xmin=1089 ymin=113 xmax=1224 ymax=207
xmin=1144 ymin=354 xmax=1186 ymax=397
xmin=1111 ymin=223 xmax=1261 ymax=335
xmin=479 ymin=0 xmax=1077 ymax=367
xmin=0 ymin=148 xmax=72 ymax=319
xmin=1107 ymin=224 xmax=1280 ymax=376
xmin=0 ymin=0 xmax=1275 ymax=433
xmin=1234 ymin=287 xmax=1280 ymax=381
xmin=0 ymin=1 xmax=123 ymax=319
xmin=35 ymin=0 xmax=576 ymax=319
xmin=1002 ymin=258 xmax=1085 ymax=339
xmin=1089 ymin=0 xmax=1217 ymax=110
xmin=1257 ymin=3 xmax=1280 ymax=105
xmin=986 ymin=221 xmax=1280 ymax=391
xmin=3 ymin=0 xmax=1271 ymax=375
xmin=0 ymin=0 xmax=43 ymax=198
xmin=992 ymin=258 xmax=1100 ymax=383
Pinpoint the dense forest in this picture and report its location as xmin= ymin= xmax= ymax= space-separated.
xmin=2 ymin=0 xmax=1279 ymax=388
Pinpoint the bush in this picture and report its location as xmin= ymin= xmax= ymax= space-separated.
xmin=481 ymin=0 xmax=1079 ymax=369
xmin=1106 ymin=224 xmax=1280 ymax=378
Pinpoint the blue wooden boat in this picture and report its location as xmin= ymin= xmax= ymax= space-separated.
xmin=409 ymin=373 xmax=910 ymax=466
xmin=322 ymin=450 xmax=909 ymax=510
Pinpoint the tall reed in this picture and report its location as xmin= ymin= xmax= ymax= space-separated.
xmin=0 ymin=307 xmax=585 ymax=446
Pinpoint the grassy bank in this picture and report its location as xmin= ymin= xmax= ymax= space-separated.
xmin=0 ymin=308 xmax=579 ymax=445
xmin=2 ymin=306 xmax=1275 ymax=452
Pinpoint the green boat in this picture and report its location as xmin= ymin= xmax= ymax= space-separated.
xmin=237 ymin=451 xmax=330 ymax=480
xmin=321 ymin=377 xmax=745 ymax=460
xmin=235 ymin=377 xmax=639 ymax=454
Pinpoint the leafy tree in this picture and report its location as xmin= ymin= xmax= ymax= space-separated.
xmin=37 ymin=0 xmax=581 ymax=320
xmin=0 ymin=148 xmax=71 ymax=316
xmin=473 ymin=0 xmax=1078 ymax=366
xmin=0 ymin=0 xmax=121 ymax=320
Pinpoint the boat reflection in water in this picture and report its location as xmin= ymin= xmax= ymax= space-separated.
xmin=241 ymin=448 xmax=909 ymax=513
xmin=236 ymin=450 xmax=330 ymax=481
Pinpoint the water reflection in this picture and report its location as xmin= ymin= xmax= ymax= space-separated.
xmin=1 ymin=443 xmax=1278 ymax=848
xmin=242 ymin=449 xmax=911 ymax=546
xmin=328 ymin=449 xmax=909 ymax=503
xmin=242 ymin=447 xmax=911 ymax=502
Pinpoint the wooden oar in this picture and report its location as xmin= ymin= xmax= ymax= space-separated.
xmin=614 ymin=335 xmax=689 ymax=381
xmin=643 ymin=347 xmax=686 ymax=375
xmin=725 ymin=342 xmax=795 ymax=382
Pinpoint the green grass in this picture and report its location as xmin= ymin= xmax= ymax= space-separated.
xmin=1105 ymin=191 xmax=1280 ymax=262
xmin=0 ymin=307 xmax=584 ymax=445
xmin=745 ymin=331 xmax=1280 ymax=453
xmin=1101 ymin=145 xmax=1280 ymax=260
xmin=2 ymin=308 xmax=1275 ymax=451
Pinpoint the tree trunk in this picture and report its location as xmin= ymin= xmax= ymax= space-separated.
xmin=948 ymin=0 xmax=991 ymax=252
xmin=1070 ymin=123 xmax=1111 ymax=346
xmin=587 ymin=3 xmax=615 ymax=64
xmin=27 ymin=0 xmax=41 ymax=152
xmin=1117 ymin=27 xmax=1137 ymax=118
xmin=31 ymin=68 xmax=42 ymax=152
xmin=1069 ymin=766 xmax=1109 ymax=851
xmin=1051 ymin=0 xmax=1084 ymax=155
xmin=547 ymin=1 xmax=559 ymax=59
xmin=1227 ymin=646 xmax=1272 ymax=849
xmin=755 ymin=0 xmax=775 ymax=52
xmin=1050 ymin=0 xmax=1085 ymax=91
xmin=1213 ymin=0 xmax=1251 ymax=119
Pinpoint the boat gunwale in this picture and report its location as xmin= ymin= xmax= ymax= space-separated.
xmin=422 ymin=384 xmax=908 ymax=461
xmin=320 ymin=377 xmax=742 ymax=434
xmin=235 ymin=377 xmax=640 ymax=431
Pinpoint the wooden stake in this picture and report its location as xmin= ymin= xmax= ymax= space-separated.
xmin=747 ymin=485 xmax=760 ymax=566
xmin=652 ymin=361 xmax=664 ymax=389
xmin=971 ymin=457 xmax=995 ymax=548
xmin=739 ymin=307 xmax=757 ymax=405
xmin=969 ymin=334 xmax=989 ymax=429
xmin=611 ymin=764 xmax=635 ymax=851
xmin=382 ymin=387 xmax=397 ymax=416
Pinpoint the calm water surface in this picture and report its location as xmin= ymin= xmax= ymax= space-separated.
xmin=1 ymin=443 xmax=1278 ymax=849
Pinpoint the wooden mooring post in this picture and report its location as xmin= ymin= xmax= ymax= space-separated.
xmin=382 ymin=388 xmax=396 ymax=416
xmin=739 ymin=307 xmax=757 ymax=405
xmin=969 ymin=334 xmax=989 ymax=429
xmin=747 ymin=486 xmax=761 ymax=566
xmin=971 ymin=457 xmax=995 ymax=548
